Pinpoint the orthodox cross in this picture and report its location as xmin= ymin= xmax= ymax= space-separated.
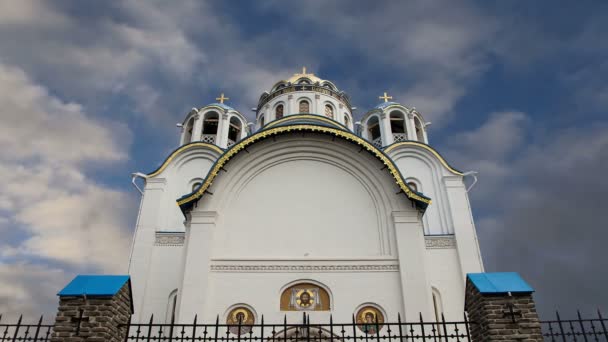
xmin=294 ymin=66 xmax=309 ymax=78
xmin=216 ymin=93 xmax=230 ymax=104
xmin=379 ymin=92 xmax=393 ymax=103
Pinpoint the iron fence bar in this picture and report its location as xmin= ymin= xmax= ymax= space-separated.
xmin=577 ymin=311 xmax=589 ymax=342
xmin=305 ymin=313 xmax=310 ymax=342
xmin=555 ymin=311 xmax=567 ymax=342
xmin=283 ymin=315 xmax=287 ymax=342
xmin=441 ymin=314 xmax=449 ymax=342
xmin=598 ymin=310 xmax=608 ymax=340
xmin=11 ymin=315 xmax=21 ymax=342
xmin=397 ymin=314 xmax=404 ymax=342
xmin=352 ymin=315 xmax=359 ymax=342
xmin=418 ymin=314 xmax=426 ymax=342
xmin=329 ymin=315 xmax=334 ymax=342
xmin=192 ymin=315 xmax=198 ymax=342
xmin=214 ymin=316 xmax=220 ymax=342
xmin=32 ymin=316 xmax=42 ymax=342
xmin=146 ymin=315 xmax=154 ymax=342
xmin=568 ymin=320 xmax=578 ymax=342
xmin=260 ymin=316 xmax=264 ymax=342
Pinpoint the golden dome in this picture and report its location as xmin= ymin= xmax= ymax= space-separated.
xmin=286 ymin=67 xmax=323 ymax=84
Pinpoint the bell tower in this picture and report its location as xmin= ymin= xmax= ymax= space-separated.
xmin=179 ymin=94 xmax=249 ymax=148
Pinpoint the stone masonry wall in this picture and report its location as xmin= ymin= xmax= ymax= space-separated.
xmin=465 ymin=281 xmax=543 ymax=341
xmin=51 ymin=284 xmax=131 ymax=342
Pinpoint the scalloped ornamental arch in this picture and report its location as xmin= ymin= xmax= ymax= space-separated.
xmin=176 ymin=122 xmax=432 ymax=214
xmin=383 ymin=141 xmax=463 ymax=176
xmin=146 ymin=142 xmax=224 ymax=177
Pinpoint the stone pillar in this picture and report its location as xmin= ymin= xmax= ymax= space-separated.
xmin=392 ymin=211 xmax=433 ymax=320
xmin=465 ymin=272 xmax=543 ymax=341
xmin=129 ymin=177 xmax=165 ymax=320
xmin=443 ymin=176 xmax=484 ymax=280
xmin=192 ymin=113 xmax=202 ymax=142
xmin=177 ymin=210 xmax=217 ymax=322
xmin=380 ymin=112 xmax=394 ymax=146
xmin=51 ymin=275 xmax=133 ymax=342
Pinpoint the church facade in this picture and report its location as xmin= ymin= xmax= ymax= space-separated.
xmin=128 ymin=70 xmax=484 ymax=326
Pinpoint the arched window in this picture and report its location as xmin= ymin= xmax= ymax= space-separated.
xmin=414 ymin=117 xmax=424 ymax=142
xmin=192 ymin=182 xmax=202 ymax=192
xmin=390 ymin=111 xmax=407 ymax=142
xmin=367 ymin=116 xmax=381 ymax=147
xmin=202 ymin=112 xmax=219 ymax=144
xmin=275 ymin=104 xmax=284 ymax=120
xmin=344 ymin=115 xmax=350 ymax=128
xmin=183 ymin=118 xmax=195 ymax=143
xmin=407 ymin=182 xmax=418 ymax=192
xmin=324 ymin=104 xmax=334 ymax=119
xmin=299 ymin=100 xmax=310 ymax=113
xmin=228 ymin=117 xmax=242 ymax=146
xmin=259 ymin=114 xmax=265 ymax=128
xmin=280 ymin=281 xmax=331 ymax=311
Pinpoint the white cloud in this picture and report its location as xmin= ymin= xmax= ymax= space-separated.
xmin=0 ymin=262 xmax=68 ymax=320
xmin=0 ymin=62 xmax=133 ymax=314
xmin=0 ymin=64 xmax=129 ymax=164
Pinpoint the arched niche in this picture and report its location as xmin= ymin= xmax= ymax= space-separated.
xmin=366 ymin=116 xmax=381 ymax=147
xmin=193 ymin=134 xmax=417 ymax=258
xmin=202 ymin=112 xmax=220 ymax=143
xmin=280 ymin=281 xmax=331 ymax=311
xmin=228 ymin=116 xmax=242 ymax=146
xmin=389 ymin=111 xmax=407 ymax=142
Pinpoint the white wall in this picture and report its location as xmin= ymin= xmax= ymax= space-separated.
xmin=130 ymin=128 xmax=484 ymax=324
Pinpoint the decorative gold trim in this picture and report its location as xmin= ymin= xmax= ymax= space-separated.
xmin=384 ymin=142 xmax=463 ymax=176
xmin=177 ymin=124 xmax=431 ymax=207
xmin=265 ymin=114 xmax=347 ymax=130
xmin=147 ymin=143 xmax=224 ymax=177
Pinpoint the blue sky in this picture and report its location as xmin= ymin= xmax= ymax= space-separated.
xmin=0 ymin=0 xmax=607 ymax=320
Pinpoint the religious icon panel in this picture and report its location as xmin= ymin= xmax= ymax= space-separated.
xmin=226 ymin=306 xmax=255 ymax=335
xmin=280 ymin=282 xmax=331 ymax=311
xmin=355 ymin=305 xmax=385 ymax=335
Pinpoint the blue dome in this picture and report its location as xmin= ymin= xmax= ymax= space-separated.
xmin=209 ymin=102 xmax=234 ymax=110
xmin=374 ymin=101 xmax=398 ymax=109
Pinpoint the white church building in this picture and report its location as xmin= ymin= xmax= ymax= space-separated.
xmin=128 ymin=69 xmax=484 ymax=326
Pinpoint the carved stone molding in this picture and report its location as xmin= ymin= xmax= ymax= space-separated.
xmin=155 ymin=232 xmax=185 ymax=246
xmin=210 ymin=264 xmax=399 ymax=273
xmin=425 ymin=235 xmax=456 ymax=249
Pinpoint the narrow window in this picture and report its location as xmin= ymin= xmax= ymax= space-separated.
xmin=276 ymin=105 xmax=284 ymax=119
xmin=299 ymin=100 xmax=310 ymax=113
xmin=407 ymin=182 xmax=418 ymax=192
xmin=192 ymin=182 xmax=202 ymax=192
xmin=260 ymin=114 xmax=265 ymax=128
xmin=344 ymin=115 xmax=350 ymax=128
xmin=324 ymin=105 xmax=334 ymax=119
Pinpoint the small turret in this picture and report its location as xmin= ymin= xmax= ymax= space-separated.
xmin=179 ymin=94 xmax=249 ymax=148
xmin=360 ymin=93 xmax=429 ymax=148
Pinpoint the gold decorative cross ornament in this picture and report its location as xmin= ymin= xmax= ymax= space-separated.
xmin=216 ymin=93 xmax=230 ymax=104
xmin=379 ymin=92 xmax=393 ymax=103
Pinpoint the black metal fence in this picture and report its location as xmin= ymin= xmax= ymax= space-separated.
xmin=541 ymin=311 xmax=608 ymax=341
xmin=121 ymin=313 xmax=473 ymax=342
xmin=0 ymin=315 xmax=53 ymax=342
xmin=3 ymin=311 xmax=608 ymax=341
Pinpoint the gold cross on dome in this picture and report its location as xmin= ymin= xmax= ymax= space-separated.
xmin=293 ymin=66 xmax=309 ymax=77
xmin=215 ymin=93 xmax=229 ymax=104
xmin=379 ymin=92 xmax=393 ymax=103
